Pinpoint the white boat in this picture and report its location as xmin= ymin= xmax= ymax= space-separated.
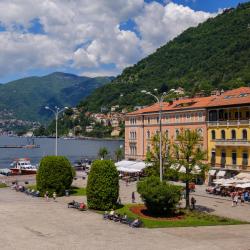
xmin=10 ymin=158 xmax=37 ymax=175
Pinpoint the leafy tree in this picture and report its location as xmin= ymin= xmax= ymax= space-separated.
xmin=170 ymin=129 xmax=207 ymax=209
xmin=86 ymin=160 xmax=119 ymax=210
xmin=36 ymin=156 xmax=75 ymax=196
xmin=137 ymin=176 xmax=182 ymax=215
xmin=145 ymin=132 xmax=169 ymax=177
xmin=114 ymin=147 xmax=124 ymax=162
xmin=98 ymin=147 xmax=109 ymax=159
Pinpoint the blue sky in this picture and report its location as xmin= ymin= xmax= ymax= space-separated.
xmin=0 ymin=0 xmax=248 ymax=83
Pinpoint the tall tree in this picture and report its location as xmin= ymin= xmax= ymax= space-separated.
xmin=171 ymin=129 xmax=207 ymax=209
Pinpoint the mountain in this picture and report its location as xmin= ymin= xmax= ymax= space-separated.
xmin=81 ymin=2 xmax=250 ymax=112
xmin=0 ymin=72 xmax=113 ymax=122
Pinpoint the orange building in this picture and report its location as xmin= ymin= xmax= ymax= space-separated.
xmin=125 ymin=96 xmax=214 ymax=161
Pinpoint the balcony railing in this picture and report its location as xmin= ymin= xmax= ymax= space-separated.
xmin=208 ymin=120 xmax=250 ymax=127
xmin=213 ymin=139 xmax=250 ymax=147
xmin=128 ymin=138 xmax=137 ymax=142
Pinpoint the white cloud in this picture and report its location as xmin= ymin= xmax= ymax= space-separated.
xmin=135 ymin=2 xmax=215 ymax=54
xmin=0 ymin=1 xmax=215 ymax=79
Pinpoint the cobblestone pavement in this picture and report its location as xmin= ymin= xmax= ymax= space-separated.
xmin=1 ymin=187 xmax=250 ymax=250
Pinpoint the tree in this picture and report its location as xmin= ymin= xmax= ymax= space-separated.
xmin=137 ymin=176 xmax=182 ymax=215
xmin=114 ymin=147 xmax=124 ymax=162
xmin=86 ymin=160 xmax=119 ymax=210
xmin=145 ymin=132 xmax=169 ymax=177
xmin=171 ymin=129 xmax=207 ymax=209
xmin=98 ymin=147 xmax=109 ymax=159
xmin=36 ymin=156 xmax=75 ymax=196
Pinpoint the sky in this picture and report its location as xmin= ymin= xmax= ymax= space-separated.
xmin=0 ymin=0 xmax=248 ymax=83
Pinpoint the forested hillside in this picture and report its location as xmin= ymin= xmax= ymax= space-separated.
xmin=81 ymin=2 xmax=250 ymax=111
xmin=0 ymin=72 xmax=112 ymax=122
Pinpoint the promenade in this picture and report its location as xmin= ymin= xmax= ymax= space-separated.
xmin=0 ymin=185 xmax=250 ymax=250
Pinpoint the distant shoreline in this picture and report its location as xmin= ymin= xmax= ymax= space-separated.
xmin=2 ymin=135 xmax=124 ymax=142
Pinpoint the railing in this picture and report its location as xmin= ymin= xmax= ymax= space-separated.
xmin=213 ymin=139 xmax=250 ymax=146
xmin=208 ymin=120 xmax=250 ymax=126
xmin=128 ymin=138 xmax=137 ymax=142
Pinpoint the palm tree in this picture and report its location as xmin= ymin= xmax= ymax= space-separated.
xmin=98 ymin=147 xmax=109 ymax=159
xmin=171 ymin=129 xmax=207 ymax=209
xmin=114 ymin=148 xmax=124 ymax=162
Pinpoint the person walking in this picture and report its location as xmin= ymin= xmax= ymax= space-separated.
xmin=132 ymin=191 xmax=135 ymax=203
xmin=53 ymin=191 xmax=57 ymax=202
xmin=45 ymin=191 xmax=49 ymax=201
xmin=191 ymin=197 xmax=196 ymax=210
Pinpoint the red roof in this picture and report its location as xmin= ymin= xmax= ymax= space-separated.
xmin=128 ymin=87 xmax=250 ymax=116
xmin=207 ymin=87 xmax=250 ymax=107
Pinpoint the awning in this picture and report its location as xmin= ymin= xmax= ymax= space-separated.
xmin=170 ymin=164 xmax=201 ymax=174
xmin=208 ymin=169 xmax=216 ymax=176
xmin=115 ymin=160 xmax=147 ymax=173
xmin=217 ymin=170 xmax=226 ymax=177
xmin=235 ymin=173 xmax=250 ymax=180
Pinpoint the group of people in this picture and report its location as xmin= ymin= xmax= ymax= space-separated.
xmin=231 ymin=191 xmax=249 ymax=207
xmin=44 ymin=191 xmax=57 ymax=202
xmin=103 ymin=209 xmax=142 ymax=228
xmin=12 ymin=183 xmax=40 ymax=197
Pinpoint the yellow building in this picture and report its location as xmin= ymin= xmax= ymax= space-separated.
xmin=207 ymin=87 xmax=250 ymax=181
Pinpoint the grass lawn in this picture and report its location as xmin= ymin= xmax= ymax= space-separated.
xmin=115 ymin=204 xmax=247 ymax=228
xmin=70 ymin=186 xmax=86 ymax=196
xmin=0 ymin=183 xmax=7 ymax=188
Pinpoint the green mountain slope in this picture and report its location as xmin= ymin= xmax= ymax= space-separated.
xmin=81 ymin=2 xmax=250 ymax=111
xmin=0 ymin=72 xmax=112 ymax=122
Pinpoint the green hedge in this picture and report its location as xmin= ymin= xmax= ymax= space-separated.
xmin=137 ymin=176 xmax=182 ymax=215
xmin=87 ymin=160 xmax=119 ymax=210
xmin=36 ymin=156 xmax=75 ymax=196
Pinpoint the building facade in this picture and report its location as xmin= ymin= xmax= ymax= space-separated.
xmin=207 ymin=87 xmax=250 ymax=180
xmin=125 ymin=87 xmax=250 ymax=178
xmin=125 ymin=96 xmax=213 ymax=161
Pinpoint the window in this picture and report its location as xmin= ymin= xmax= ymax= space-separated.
xmin=221 ymin=151 xmax=226 ymax=167
xmin=147 ymin=130 xmax=150 ymax=139
xmin=165 ymin=130 xmax=169 ymax=139
xmin=232 ymin=151 xmax=237 ymax=165
xmin=211 ymin=130 xmax=216 ymax=140
xmin=198 ymin=112 xmax=203 ymax=121
xmin=242 ymin=129 xmax=247 ymax=140
xmin=130 ymin=131 xmax=136 ymax=139
xmin=147 ymin=117 xmax=150 ymax=124
xmin=130 ymin=118 xmax=136 ymax=125
xmin=231 ymin=130 xmax=236 ymax=140
xmin=156 ymin=117 xmax=159 ymax=124
xmin=221 ymin=130 xmax=226 ymax=140
xmin=242 ymin=152 xmax=248 ymax=166
xmin=147 ymin=144 xmax=150 ymax=153
xmin=187 ymin=114 xmax=191 ymax=121
xmin=197 ymin=128 xmax=203 ymax=138
xmin=175 ymin=114 xmax=180 ymax=122
xmin=175 ymin=129 xmax=179 ymax=139
xmin=130 ymin=145 xmax=137 ymax=156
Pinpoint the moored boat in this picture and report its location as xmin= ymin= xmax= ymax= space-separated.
xmin=10 ymin=158 xmax=37 ymax=175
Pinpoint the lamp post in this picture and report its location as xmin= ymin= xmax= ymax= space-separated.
xmin=141 ymin=89 xmax=167 ymax=182
xmin=45 ymin=106 xmax=68 ymax=156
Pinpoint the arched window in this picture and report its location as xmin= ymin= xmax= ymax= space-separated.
xmin=211 ymin=130 xmax=216 ymax=140
xmin=221 ymin=130 xmax=226 ymax=140
xmin=242 ymin=129 xmax=247 ymax=140
xmin=175 ymin=129 xmax=179 ymax=139
xmin=231 ymin=129 xmax=236 ymax=140
xmin=147 ymin=130 xmax=150 ymax=139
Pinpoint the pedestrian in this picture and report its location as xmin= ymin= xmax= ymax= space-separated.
xmin=231 ymin=192 xmax=235 ymax=207
xmin=191 ymin=197 xmax=196 ymax=210
xmin=233 ymin=192 xmax=238 ymax=206
xmin=45 ymin=191 xmax=49 ymax=201
xmin=53 ymin=191 xmax=57 ymax=202
xmin=126 ymin=178 xmax=128 ymax=187
xmin=132 ymin=191 xmax=135 ymax=203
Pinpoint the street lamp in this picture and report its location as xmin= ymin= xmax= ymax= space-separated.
xmin=141 ymin=89 xmax=167 ymax=182
xmin=45 ymin=106 xmax=68 ymax=156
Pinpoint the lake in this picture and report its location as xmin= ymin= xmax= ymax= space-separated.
xmin=0 ymin=136 xmax=124 ymax=168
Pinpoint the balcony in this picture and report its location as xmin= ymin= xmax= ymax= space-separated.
xmin=208 ymin=120 xmax=250 ymax=127
xmin=213 ymin=139 xmax=250 ymax=147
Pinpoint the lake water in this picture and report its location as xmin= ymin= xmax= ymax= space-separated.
xmin=0 ymin=136 xmax=124 ymax=168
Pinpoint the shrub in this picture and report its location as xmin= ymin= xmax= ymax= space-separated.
xmin=137 ymin=176 xmax=182 ymax=215
xmin=36 ymin=156 xmax=75 ymax=196
xmin=87 ymin=160 xmax=119 ymax=210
